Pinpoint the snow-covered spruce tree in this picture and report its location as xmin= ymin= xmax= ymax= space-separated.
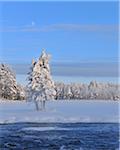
xmin=0 ymin=64 xmax=25 ymax=100
xmin=27 ymin=50 xmax=56 ymax=111
xmin=63 ymin=84 xmax=73 ymax=100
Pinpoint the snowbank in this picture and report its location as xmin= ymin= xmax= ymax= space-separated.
xmin=0 ymin=100 xmax=119 ymax=123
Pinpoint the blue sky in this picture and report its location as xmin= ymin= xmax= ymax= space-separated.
xmin=0 ymin=1 xmax=118 ymax=64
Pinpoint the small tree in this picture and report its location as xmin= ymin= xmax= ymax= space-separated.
xmin=27 ymin=50 xmax=56 ymax=111
xmin=0 ymin=64 xmax=25 ymax=100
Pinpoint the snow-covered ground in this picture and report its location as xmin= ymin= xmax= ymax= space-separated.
xmin=0 ymin=100 xmax=119 ymax=123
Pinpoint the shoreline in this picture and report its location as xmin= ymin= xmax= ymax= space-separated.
xmin=0 ymin=99 xmax=119 ymax=103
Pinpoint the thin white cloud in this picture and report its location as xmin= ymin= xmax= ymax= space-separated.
xmin=0 ymin=23 xmax=118 ymax=32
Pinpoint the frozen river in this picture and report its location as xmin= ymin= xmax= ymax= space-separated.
xmin=0 ymin=100 xmax=119 ymax=149
xmin=0 ymin=122 xmax=119 ymax=150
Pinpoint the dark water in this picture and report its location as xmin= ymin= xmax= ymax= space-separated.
xmin=0 ymin=123 xmax=119 ymax=150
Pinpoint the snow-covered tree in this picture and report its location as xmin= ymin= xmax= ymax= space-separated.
xmin=71 ymin=83 xmax=80 ymax=99
xmin=27 ymin=50 xmax=56 ymax=110
xmin=0 ymin=64 xmax=25 ymax=100
xmin=63 ymin=84 xmax=72 ymax=99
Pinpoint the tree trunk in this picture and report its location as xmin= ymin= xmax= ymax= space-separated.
xmin=35 ymin=101 xmax=40 ymax=111
xmin=35 ymin=101 xmax=46 ymax=111
xmin=42 ymin=101 xmax=46 ymax=110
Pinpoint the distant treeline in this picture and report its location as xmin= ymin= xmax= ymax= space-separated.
xmin=55 ymin=82 xmax=120 ymax=100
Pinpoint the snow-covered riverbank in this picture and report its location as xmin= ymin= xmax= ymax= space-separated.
xmin=0 ymin=100 xmax=119 ymax=123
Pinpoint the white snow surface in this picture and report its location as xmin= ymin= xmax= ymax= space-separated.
xmin=0 ymin=100 xmax=119 ymax=123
